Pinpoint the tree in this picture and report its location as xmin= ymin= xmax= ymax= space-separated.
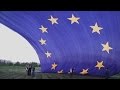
xmin=14 ymin=62 xmax=20 ymax=66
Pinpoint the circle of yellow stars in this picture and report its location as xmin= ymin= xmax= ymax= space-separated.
xmin=38 ymin=13 xmax=113 ymax=75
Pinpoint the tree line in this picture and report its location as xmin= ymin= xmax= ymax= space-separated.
xmin=0 ymin=59 xmax=40 ymax=67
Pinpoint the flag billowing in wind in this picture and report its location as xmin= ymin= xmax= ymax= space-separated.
xmin=0 ymin=11 xmax=120 ymax=77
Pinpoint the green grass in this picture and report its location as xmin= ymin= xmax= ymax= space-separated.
xmin=0 ymin=65 xmax=119 ymax=79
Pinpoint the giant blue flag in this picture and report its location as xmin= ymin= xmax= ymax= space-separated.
xmin=0 ymin=11 xmax=120 ymax=77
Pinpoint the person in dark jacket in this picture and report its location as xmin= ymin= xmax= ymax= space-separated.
xmin=26 ymin=64 xmax=29 ymax=76
xmin=28 ymin=64 xmax=32 ymax=76
xmin=105 ymin=68 xmax=110 ymax=79
xmin=31 ymin=66 xmax=35 ymax=77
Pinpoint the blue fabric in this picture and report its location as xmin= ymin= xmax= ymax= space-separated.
xmin=0 ymin=11 xmax=120 ymax=77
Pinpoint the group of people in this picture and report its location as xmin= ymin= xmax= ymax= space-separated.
xmin=26 ymin=64 xmax=35 ymax=77
xmin=68 ymin=67 xmax=110 ymax=79
xmin=25 ymin=65 xmax=110 ymax=79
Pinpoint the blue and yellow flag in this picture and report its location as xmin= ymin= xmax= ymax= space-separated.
xmin=0 ymin=11 xmax=120 ymax=77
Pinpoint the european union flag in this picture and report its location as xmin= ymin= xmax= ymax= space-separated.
xmin=0 ymin=11 xmax=120 ymax=77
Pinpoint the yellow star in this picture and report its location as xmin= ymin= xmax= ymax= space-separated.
xmin=39 ymin=25 xmax=48 ymax=33
xmin=45 ymin=51 xmax=51 ymax=58
xmin=67 ymin=14 xmax=80 ymax=24
xmin=51 ymin=62 xmax=57 ymax=70
xmin=101 ymin=42 xmax=113 ymax=54
xmin=95 ymin=61 xmax=104 ymax=70
xmin=39 ymin=38 xmax=46 ymax=45
xmin=80 ymin=69 xmax=88 ymax=75
xmin=57 ymin=70 xmax=63 ymax=74
xmin=48 ymin=15 xmax=58 ymax=25
xmin=90 ymin=22 xmax=103 ymax=34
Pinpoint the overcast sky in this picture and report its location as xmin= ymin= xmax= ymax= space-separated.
xmin=0 ymin=23 xmax=40 ymax=63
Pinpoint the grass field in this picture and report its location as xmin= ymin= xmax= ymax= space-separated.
xmin=0 ymin=65 xmax=120 ymax=79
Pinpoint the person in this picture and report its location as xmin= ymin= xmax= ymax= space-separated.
xmin=72 ymin=68 xmax=75 ymax=73
xmin=105 ymin=68 xmax=110 ymax=79
xmin=31 ymin=66 xmax=35 ymax=77
xmin=27 ymin=64 xmax=32 ymax=76
xmin=25 ymin=64 xmax=29 ymax=76
xmin=69 ymin=68 xmax=75 ymax=78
